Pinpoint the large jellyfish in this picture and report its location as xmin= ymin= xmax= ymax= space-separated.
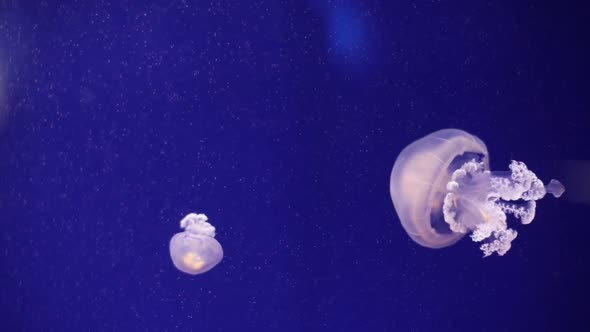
xmin=169 ymin=213 xmax=223 ymax=274
xmin=390 ymin=129 xmax=565 ymax=257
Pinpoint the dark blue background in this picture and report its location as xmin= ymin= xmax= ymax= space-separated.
xmin=1 ymin=1 xmax=589 ymax=331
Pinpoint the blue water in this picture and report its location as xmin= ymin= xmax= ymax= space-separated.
xmin=1 ymin=1 xmax=589 ymax=331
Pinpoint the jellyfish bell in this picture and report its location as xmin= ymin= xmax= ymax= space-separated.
xmin=169 ymin=213 xmax=223 ymax=275
xmin=390 ymin=129 xmax=565 ymax=257
xmin=390 ymin=129 xmax=489 ymax=249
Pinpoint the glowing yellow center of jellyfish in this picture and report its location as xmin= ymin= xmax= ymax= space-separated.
xmin=183 ymin=252 xmax=205 ymax=270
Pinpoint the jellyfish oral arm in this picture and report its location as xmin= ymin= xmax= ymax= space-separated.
xmin=546 ymin=179 xmax=566 ymax=198
xmin=443 ymin=160 xmax=565 ymax=257
xmin=180 ymin=213 xmax=216 ymax=237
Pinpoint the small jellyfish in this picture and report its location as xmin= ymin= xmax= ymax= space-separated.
xmin=169 ymin=213 xmax=223 ymax=274
xmin=390 ymin=129 xmax=565 ymax=257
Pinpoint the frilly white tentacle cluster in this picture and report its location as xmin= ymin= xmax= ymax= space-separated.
xmin=490 ymin=161 xmax=546 ymax=201
xmin=180 ymin=213 xmax=216 ymax=237
xmin=443 ymin=160 xmax=546 ymax=257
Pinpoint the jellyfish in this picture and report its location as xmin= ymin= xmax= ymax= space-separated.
xmin=169 ymin=213 xmax=223 ymax=274
xmin=389 ymin=129 xmax=565 ymax=257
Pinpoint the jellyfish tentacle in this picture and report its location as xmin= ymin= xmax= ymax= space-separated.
xmin=546 ymin=179 xmax=566 ymax=198
xmin=442 ymin=158 xmax=562 ymax=256
xmin=180 ymin=213 xmax=216 ymax=237
xmin=478 ymin=229 xmax=518 ymax=257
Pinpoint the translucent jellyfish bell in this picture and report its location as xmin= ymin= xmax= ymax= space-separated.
xmin=169 ymin=213 xmax=223 ymax=274
xmin=390 ymin=129 xmax=565 ymax=257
